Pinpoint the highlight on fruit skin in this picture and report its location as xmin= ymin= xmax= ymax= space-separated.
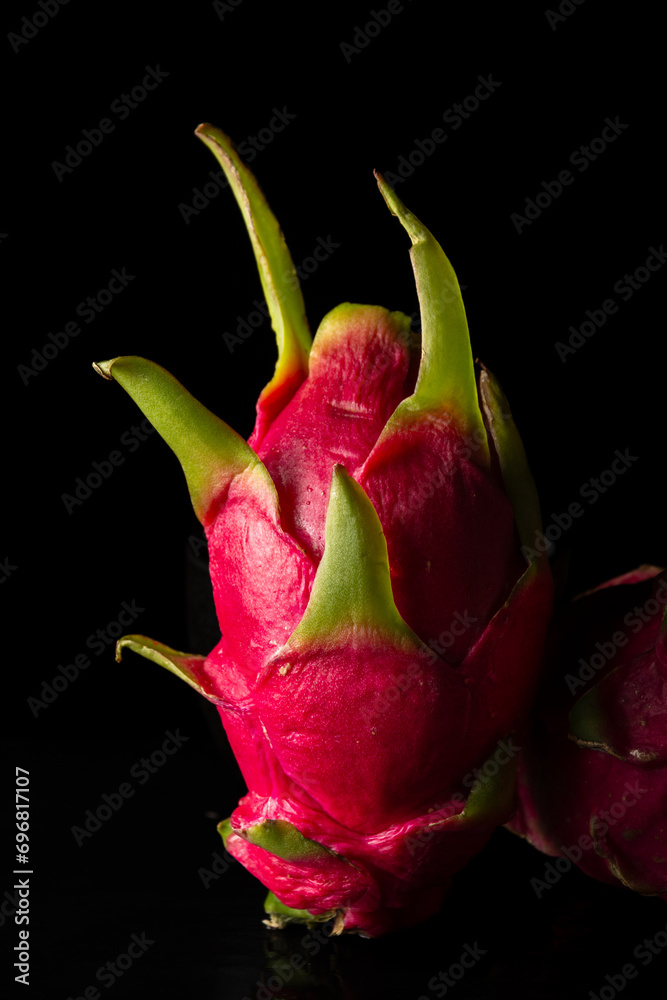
xmin=93 ymin=122 xmax=553 ymax=937
xmin=507 ymin=566 xmax=667 ymax=902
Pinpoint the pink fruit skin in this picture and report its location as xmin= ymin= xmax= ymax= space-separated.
xmin=508 ymin=566 xmax=667 ymax=900
xmin=184 ymin=304 xmax=553 ymax=936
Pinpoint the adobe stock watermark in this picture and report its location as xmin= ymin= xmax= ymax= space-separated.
xmin=198 ymin=845 xmax=237 ymax=888
xmin=70 ymin=730 xmax=189 ymax=845
xmin=401 ymin=460 xmax=456 ymax=514
xmin=365 ymin=293 xmax=448 ymax=382
xmin=381 ymin=74 xmax=502 ymax=188
xmin=223 ymin=235 xmax=340 ymax=353
xmin=520 ymin=448 xmax=638 ymax=562
xmin=530 ymin=779 xmax=646 ymax=898
xmin=419 ymin=941 xmax=488 ymax=999
xmin=188 ymin=532 xmax=208 ymax=567
xmin=588 ymin=925 xmax=667 ymax=1000
xmin=361 ymin=610 xmax=478 ymax=728
xmin=212 ymin=0 xmax=244 ymax=20
xmin=426 ymin=611 xmax=478 ymax=659
xmin=402 ymin=425 xmax=488 ymax=515
xmin=564 ymin=575 xmax=667 ymax=694
xmin=17 ymin=267 xmax=135 ymax=385
xmin=545 ymin=0 xmax=586 ymax=31
xmin=51 ymin=66 xmax=170 ymax=182
xmin=0 ymin=887 xmax=22 ymax=930
xmin=179 ymin=107 xmax=297 ymax=224
xmin=65 ymin=931 xmax=155 ymax=998
xmin=511 ymin=116 xmax=629 ymax=234
xmin=27 ymin=599 xmax=146 ymax=717
xmin=588 ymin=919 xmax=667 ymax=1000
xmin=339 ymin=1 xmax=412 ymax=62
xmin=0 ymin=557 xmax=18 ymax=585
xmin=398 ymin=409 xmax=492 ymax=517
xmin=554 ymin=244 xmax=666 ymax=361
xmin=368 ymin=349 xmax=512 ymax=521
xmin=8 ymin=0 xmax=70 ymax=54
xmin=361 ymin=658 xmax=424 ymax=728
xmin=60 ymin=417 xmax=155 ymax=514
xmin=405 ymin=737 xmax=521 ymax=856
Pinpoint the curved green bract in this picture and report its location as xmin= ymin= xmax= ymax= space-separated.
xmin=458 ymin=739 xmax=517 ymax=825
xmin=241 ymin=819 xmax=332 ymax=863
xmin=479 ymin=366 xmax=546 ymax=567
xmin=93 ymin=356 xmax=272 ymax=526
xmin=195 ymin=123 xmax=311 ymax=418
xmin=287 ymin=466 xmax=417 ymax=644
xmin=217 ymin=817 xmax=233 ymax=850
xmin=375 ymin=172 xmax=488 ymax=465
xmin=568 ymin=683 xmax=615 ymax=756
xmin=263 ymin=891 xmax=330 ymax=928
xmin=115 ymin=634 xmax=221 ymax=703
xmin=423 ymin=737 xmax=518 ymax=835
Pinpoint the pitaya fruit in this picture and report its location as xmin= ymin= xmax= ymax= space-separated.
xmin=94 ymin=124 xmax=553 ymax=936
xmin=507 ymin=565 xmax=667 ymax=901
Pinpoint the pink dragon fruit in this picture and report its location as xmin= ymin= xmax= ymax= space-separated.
xmin=94 ymin=124 xmax=553 ymax=936
xmin=508 ymin=565 xmax=667 ymax=900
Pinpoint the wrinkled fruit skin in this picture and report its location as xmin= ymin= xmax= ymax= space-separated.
xmin=507 ymin=566 xmax=667 ymax=900
xmin=98 ymin=124 xmax=553 ymax=936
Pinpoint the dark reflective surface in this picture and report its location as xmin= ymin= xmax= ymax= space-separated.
xmin=8 ymin=734 xmax=664 ymax=1000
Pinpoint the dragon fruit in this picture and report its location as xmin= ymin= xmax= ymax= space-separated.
xmin=94 ymin=123 xmax=553 ymax=936
xmin=508 ymin=565 xmax=667 ymax=900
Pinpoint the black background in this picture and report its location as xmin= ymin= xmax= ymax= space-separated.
xmin=3 ymin=2 xmax=666 ymax=998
